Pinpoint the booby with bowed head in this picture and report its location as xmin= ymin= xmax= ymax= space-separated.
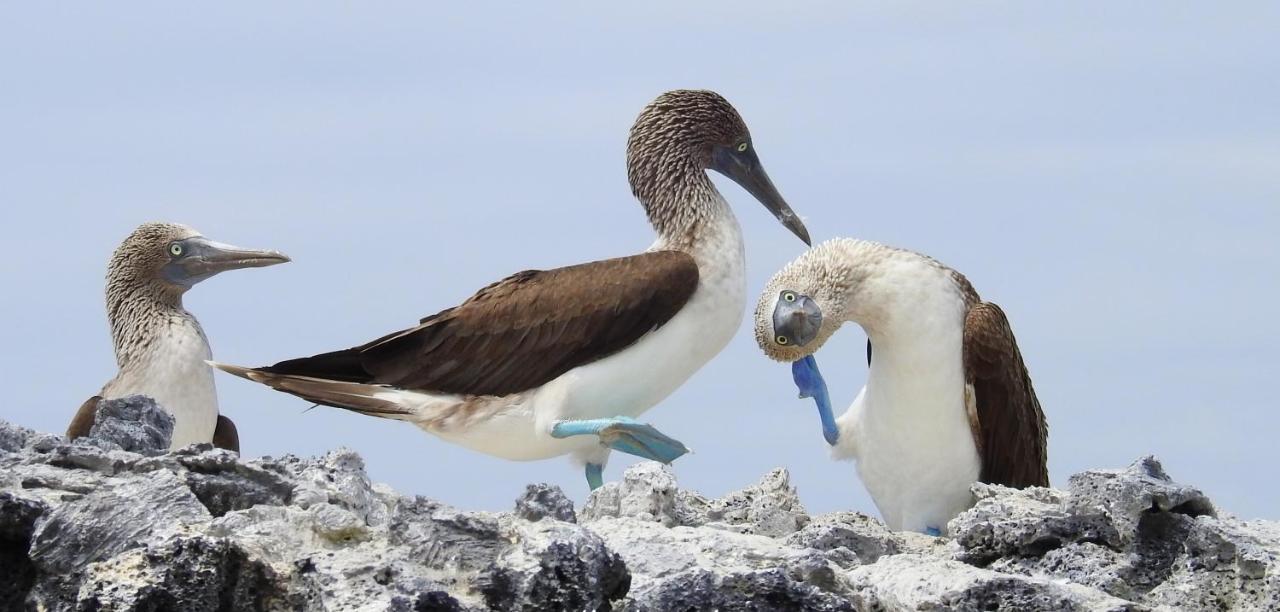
xmin=754 ymin=239 xmax=1047 ymax=534
xmin=214 ymin=89 xmax=811 ymax=490
xmin=67 ymin=223 xmax=290 ymax=452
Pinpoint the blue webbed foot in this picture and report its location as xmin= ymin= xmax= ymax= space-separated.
xmin=925 ymin=526 xmax=942 ymax=537
xmin=552 ymin=417 xmax=690 ymax=464
xmin=585 ymin=463 xmax=604 ymax=490
xmin=791 ymin=355 xmax=839 ymax=446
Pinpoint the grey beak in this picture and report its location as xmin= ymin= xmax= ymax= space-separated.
xmin=177 ymin=238 xmax=290 ymax=283
xmin=772 ymin=293 xmax=823 ymax=347
xmin=711 ymin=145 xmax=811 ymax=245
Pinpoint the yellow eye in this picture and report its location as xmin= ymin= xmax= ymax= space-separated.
xmin=169 ymin=243 xmax=183 ymax=256
xmin=737 ymin=142 xmax=749 ymax=152
xmin=783 ymin=292 xmax=796 ymax=302
xmin=776 ymin=335 xmax=789 ymax=345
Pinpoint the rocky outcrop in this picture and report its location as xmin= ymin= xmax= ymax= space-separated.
xmin=0 ymin=398 xmax=1276 ymax=611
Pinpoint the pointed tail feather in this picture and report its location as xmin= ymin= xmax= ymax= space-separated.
xmin=208 ymin=361 xmax=414 ymax=420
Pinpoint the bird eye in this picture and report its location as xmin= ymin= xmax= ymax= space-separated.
xmin=169 ymin=243 xmax=183 ymax=256
xmin=737 ymin=142 xmax=749 ymax=152
xmin=776 ymin=335 xmax=789 ymax=345
xmin=782 ymin=292 xmax=796 ymax=302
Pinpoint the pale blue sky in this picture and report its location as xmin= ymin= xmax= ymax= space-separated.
xmin=2 ymin=3 xmax=1277 ymax=519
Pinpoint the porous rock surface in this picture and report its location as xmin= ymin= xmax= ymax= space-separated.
xmin=0 ymin=400 xmax=1276 ymax=611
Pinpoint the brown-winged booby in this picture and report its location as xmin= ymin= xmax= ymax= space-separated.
xmin=754 ymin=238 xmax=1047 ymax=534
xmin=213 ymin=89 xmax=811 ymax=489
xmin=67 ymin=223 xmax=290 ymax=452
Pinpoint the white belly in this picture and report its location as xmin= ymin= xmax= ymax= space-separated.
xmin=103 ymin=321 xmax=219 ymax=450
xmin=848 ymin=387 xmax=980 ymax=532
xmin=835 ymin=316 xmax=981 ymax=532
xmin=433 ymin=206 xmax=747 ymax=462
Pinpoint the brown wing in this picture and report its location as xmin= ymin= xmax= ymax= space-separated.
xmin=213 ymin=415 xmax=240 ymax=452
xmin=260 ymin=251 xmax=700 ymax=397
xmin=963 ymin=302 xmax=1049 ymax=488
xmin=66 ymin=395 xmax=102 ymax=439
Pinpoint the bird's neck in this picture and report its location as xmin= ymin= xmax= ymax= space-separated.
xmin=636 ymin=167 xmax=733 ymax=251
xmin=834 ymin=253 xmax=970 ymax=402
xmin=105 ymin=278 xmax=193 ymax=367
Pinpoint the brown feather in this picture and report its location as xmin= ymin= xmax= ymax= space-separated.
xmin=66 ymin=395 xmax=103 ymax=440
xmin=963 ymin=302 xmax=1049 ymax=488
xmin=256 ymin=250 xmax=699 ymax=398
xmin=213 ymin=415 xmax=240 ymax=452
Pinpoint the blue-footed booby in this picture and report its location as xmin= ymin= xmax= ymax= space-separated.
xmin=213 ymin=89 xmax=811 ymax=489
xmin=67 ymin=223 xmax=290 ymax=452
xmin=754 ymin=239 xmax=1047 ymax=534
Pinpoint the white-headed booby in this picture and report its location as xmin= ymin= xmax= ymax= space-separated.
xmin=67 ymin=223 xmax=290 ymax=452
xmin=213 ymin=89 xmax=811 ymax=490
xmin=754 ymin=238 xmax=1047 ymax=534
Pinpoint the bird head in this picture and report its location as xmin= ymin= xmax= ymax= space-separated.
xmin=626 ymin=89 xmax=810 ymax=244
xmin=109 ymin=222 xmax=290 ymax=296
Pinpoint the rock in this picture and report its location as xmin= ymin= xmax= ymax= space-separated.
xmin=582 ymin=462 xmax=682 ymax=526
xmin=952 ymin=456 xmax=1279 ymax=610
xmin=847 ymin=554 xmax=1141 ymax=611
xmin=582 ymin=462 xmax=809 ymax=536
xmin=514 ymin=482 xmax=577 ymax=523
xmin=588 ymin=516 xmax=856 ymax=610
xmin=174 ymin=446 xmax=294 ymax=517
xmin=1065 ymin=455 xmax=1215 ymax=546
xmin=75 ymin=536 xmax=276 ymax=611
xmin=2 ymin=412 xmax=1279 ymax=612
xmin=476 ymin=520 xmax=629 ymax=611
xmin=86 ymin=395 xmax=175 ymax=454
xmin=0 ymin=492 xmax=44 ymax=610
xmin=0 ymin=419 xmax=40 ymax=453
xmin=785 ymin=511 xmax=943 ymax=566
xmin=27 ymin=470 xmax=211 ymax=608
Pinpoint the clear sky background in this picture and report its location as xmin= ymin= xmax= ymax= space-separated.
xmin=2 ymin=3 xmax=1277 ymax=520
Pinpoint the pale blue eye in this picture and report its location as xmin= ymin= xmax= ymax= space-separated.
xmin=170 ymin=243 xmax=183 ymax=256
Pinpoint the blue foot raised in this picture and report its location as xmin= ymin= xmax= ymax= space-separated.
xmin=551 ymin=417 xmax=690 ymax=464
xmin=792 ymin=355 xmax=839 ymax=446
xmin=925 ymin=526 xmax=942 ymax=537
xmin=585 ymin=463 xmax=604 ymax=490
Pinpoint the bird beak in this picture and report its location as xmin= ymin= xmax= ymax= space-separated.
xmin=180 ymin=238 xmax=291 ymax=279
xmin=711 ymin=145 xmax=811 ymax=245
xmin=773 ymin=294 xmax=823 ymax=348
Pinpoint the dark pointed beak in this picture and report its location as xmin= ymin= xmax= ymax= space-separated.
xmin=181 ymin=238 xmax=291 ymax=278
xmin=711 ymin=145 xmax=811 ymax=245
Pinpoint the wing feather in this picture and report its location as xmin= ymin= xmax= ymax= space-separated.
xmin=963 ymin=302 xmax=1049 ymax=488
xmin=260 ymin=251 xmax=700 ymax=397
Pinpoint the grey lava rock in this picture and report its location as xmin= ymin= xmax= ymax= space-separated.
xmin=515 ymin=482 xmax=577 ymax=523
xmin=952 ymin=456 xmax=1279 ymax=610
xmin=2 ymin=411 xmax=1278 ymax=612
xmin=582 ymin=462 xmax=809 ymax=536
xmin=86 ymin=394 xmax=176 ymax=454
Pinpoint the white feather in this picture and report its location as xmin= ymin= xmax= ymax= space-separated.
xmin=103 ymin=315 xmax=218 ymax=449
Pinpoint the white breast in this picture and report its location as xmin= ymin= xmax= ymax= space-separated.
xmin=102 ymin=316 xmax=219 ymax=449
xmin=834 ymin=263 xmax=980 ymax=532
xmin=432 ymin=201 xmax=747 ymax=462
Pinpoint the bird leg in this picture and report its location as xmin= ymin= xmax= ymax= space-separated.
xmin=585 ymin=462 xmax=605 ymax=490
xmin=551 ymin=416 xmax=690 ymax=479
xmin=792 ymin=355 xmax=839 ymax=446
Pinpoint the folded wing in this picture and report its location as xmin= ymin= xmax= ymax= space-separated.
xmin=963 ymin=302 xmax=1049 ymax=488
xmin=260 ymin=251 xmax=700 ymax=397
